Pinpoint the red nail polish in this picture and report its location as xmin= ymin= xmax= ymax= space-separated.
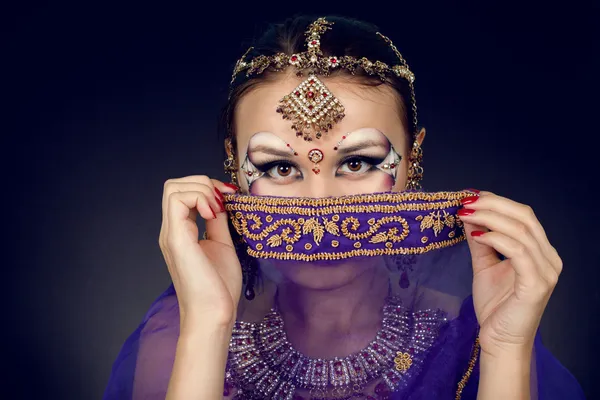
xmin=215 ymin=188 xmax=225 ymax=202
xmin=215 ymin=197 xmax=225 ymax=212
xmin=466 ymin=188 xmax=480 ymax=194
xmin=457 ymin=208 xmax=476 ymax=216
xmin=224 ymin=183 xmax=239 ymax=191
xmin=471 ymin=230 xmax=485 ymax=237
xmin=461 ymin=196 xmax=479 ymax=205
xmin=210 ymin=207 xmax=217 ymax=219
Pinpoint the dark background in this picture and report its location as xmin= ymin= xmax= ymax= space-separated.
xmin=4 ymin=1 xmax=599 ymax=399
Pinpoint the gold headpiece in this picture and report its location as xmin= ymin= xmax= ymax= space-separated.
xmin=230 ymin=17 xmax=418 ymax=142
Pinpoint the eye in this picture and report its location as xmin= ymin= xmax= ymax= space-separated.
xmin=338 ymin=157 xmax=373 ymax=174
xmin=265 ymin=162 xmax=299 ymax=179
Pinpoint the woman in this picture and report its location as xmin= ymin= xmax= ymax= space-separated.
xmin=103 ymin=16 xmax=585 ymax=399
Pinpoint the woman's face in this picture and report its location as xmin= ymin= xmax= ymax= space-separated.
xmin=234 ymin=73 xmax=411 ymax=197
xmin=233 ymin=73 xmax=413 ymax=289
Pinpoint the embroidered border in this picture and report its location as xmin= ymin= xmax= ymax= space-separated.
xmin=224 ymin=190 xmax=475 ymax=261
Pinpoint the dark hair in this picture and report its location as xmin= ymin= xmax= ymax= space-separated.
xmin=220 ymin=15 xmax=417 ymax=155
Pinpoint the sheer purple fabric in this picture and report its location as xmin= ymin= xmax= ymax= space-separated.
xmin=103 ymin=190 xmax=585 ymax=399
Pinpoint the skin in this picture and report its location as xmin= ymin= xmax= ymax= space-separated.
xmin=160 ymin=71 xmax=562 ymax=399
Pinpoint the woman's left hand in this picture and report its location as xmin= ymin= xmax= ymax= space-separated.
xmin=458 ymin=190 xmax=563 ymax=358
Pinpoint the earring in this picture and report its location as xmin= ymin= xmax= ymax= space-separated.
xmin=405 ymin=140 xmax=423 ymax=191
xmin=234 ymin=241 xmax=257 ymax=301
xmin=224 ymin=138 xmax=239 ymax=186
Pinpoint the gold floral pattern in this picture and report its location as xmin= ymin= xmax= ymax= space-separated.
xmin=420 ymin=210 xmax=455 ymax=237
xmin=394 ymin=352 xmax=413 ymax=372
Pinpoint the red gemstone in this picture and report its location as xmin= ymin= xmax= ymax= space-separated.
xmin=330 ymin=58 xmax=337 ymax=63
xmin=311 ymin=40 xmax=317 ymax=45
xmin=308 ymin=105 xmax=314 ymax=110
xmin=236 ymin=339 xmax=243 ymax=346
xmin=342 ymin=135 xmax=346 ymax=139
xmin=286 ymin=143 xmax=290 ymax=147
xmin=294 ymin=152 xmax=298 ymax=155
xmin=313 ymin=168 xmax=320 ymax=174
xmin=295 ymin=91 xmax=300 ymax=96
xmin=309 ymin=79 xmax=315 ymax=84
xmin=291 ymin=56 xmax=298 ymax=61
xmin=307 ymin=91 xmax=314 ymax=98
xmin=322 ymin=92 xmax=328 ymax=97
xmin=333 ymin=147 xmax=338 ymax=150
xmin=373 ymin=344 xmax=379 ymax=350
xmin=246 ymin=338 xmax=252 ymax=344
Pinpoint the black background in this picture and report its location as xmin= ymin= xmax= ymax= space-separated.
xmin=4 ymin=1 xmax=599 ymax=399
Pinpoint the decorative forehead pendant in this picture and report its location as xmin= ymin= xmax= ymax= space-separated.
xmin=276 ymin=74 xmax=345 ymax=142
xmin=308 ymin=148 xmax=324 ymax=175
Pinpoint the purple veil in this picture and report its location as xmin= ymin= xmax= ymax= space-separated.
xmin=103 ymin=190 xmax=585 ymax=399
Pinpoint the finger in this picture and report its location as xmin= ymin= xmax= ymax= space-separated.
xmin=461 ymin=192 xmax=562 ymax=272
xmin=167 ymin=191 xmax=215 ymax=248
xmin=205 ymin=208 xmax=235 ymax=248
xmin=458 ymin=209 xmax=557 ymax=284
xmin=459 ymin=217 xmax=500 ymax=271
xmin=470 ymin=231 xmax=544 ymax=289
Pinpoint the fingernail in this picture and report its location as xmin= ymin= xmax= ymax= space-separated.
xmin=215 ymin=188 xmax=225 ymax=202
xmin=471 ymin=230 xmax=485 ymax=237
xmin=467 ymin=188 xmax=480 ymax=194
xmin=210 ymin=207 xmax=217 ymax=219
xmin=461 ymin=196 xmax=479 ymax=205
xmin=458 ymin=208 xmax=476 ymax=216
xmin=215 ymin=197 xmax=225 ymax=213
xmin=223 ymin=183 xmax=239 ymax=192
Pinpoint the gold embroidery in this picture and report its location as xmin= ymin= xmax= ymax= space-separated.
xmin=455 ymin=336 xmax=480 ymax=400
xmin=415 ymin=215 xmax=423 ymax=221
xmin=303 ymin=218 xmax=326 ymax=246
xmin=305 ymin=243 xmax=313 ymax=250
xmin=420 ymin=210 xmax=456 ymax=237
xmin=266 ymin=235 xmax=282 ymax=247
xmin=323 ymin=217 xmax=340 ymax=236
xmin=394 ymin=352 xmax=413 ymax=372
xmin=341 ymin=216 xmax=409 ymax=242
xmin=225 ymin=191 xmax=471 ymax=261
xmin=224 ymin=190 xmax=472 ymax=209
xmin=246 ymin=236 xmax=465 ymax=261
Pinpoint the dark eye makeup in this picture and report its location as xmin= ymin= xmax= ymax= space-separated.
xmin=249 ymin=152 xmax=387 ymax=181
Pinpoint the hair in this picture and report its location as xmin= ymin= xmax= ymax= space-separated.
xmin=220 ymin=15 xmax=417 ymax=157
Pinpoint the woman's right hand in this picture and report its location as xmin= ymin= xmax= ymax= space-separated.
xmin=158 ymin=175 xmax=242 ymax=328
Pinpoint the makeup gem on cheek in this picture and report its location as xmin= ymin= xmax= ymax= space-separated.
xmin=308 ymin=149 xmax=324 ymax=175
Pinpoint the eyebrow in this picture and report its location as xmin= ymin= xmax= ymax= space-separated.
xmin=248 ymin=144 xmax=294 ymax=158
xmin=337 ymin=139 xmax=387 ymax=155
